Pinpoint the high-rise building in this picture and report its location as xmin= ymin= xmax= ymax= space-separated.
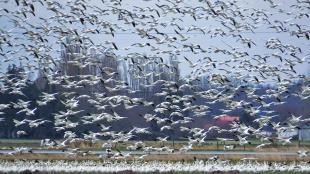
xmin=119 ymin=54 xmax=180 ymax=97
xmin=59 ymin=37 xmax=88 ymax=76
xmin=302 ymin=57 xmax=310 ymax=78
xmin=36 ymin=36 xmax=120 ymax=91
xmin=59 ymin=36 xmax=119 ymax=78
xmin=168 ymin=54 xmax=180 ymax=82
xmin=36 ymin=36 xmax=180 ymax=96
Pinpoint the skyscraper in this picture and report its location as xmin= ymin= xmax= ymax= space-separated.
xmin=59 ymin=36 xmax=88 ymax=76
xmin=303 ymin=57 xmax=310 ymax=78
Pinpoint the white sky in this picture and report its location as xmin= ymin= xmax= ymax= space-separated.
xmin=0 ymin=0 xmax=309 ymax=83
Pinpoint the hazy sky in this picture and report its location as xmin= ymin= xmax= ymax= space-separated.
xmin=0 ymin=0 xmax=309 ymax=82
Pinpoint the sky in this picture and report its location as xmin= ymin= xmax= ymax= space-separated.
xmin=0 ymin=0 xmax=309 ymax=83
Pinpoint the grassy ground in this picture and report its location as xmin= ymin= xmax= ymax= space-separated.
xmin=0 ymin=139 xmax=309 ymax=162
xmin=0 ymin=152 xmax=309 ymax=162
xmin=1 ymin=139 xmax=309 ymax=152
xmin=1 ymin=140 xmax=309 ymax=173
xmin=0 ymin=139 xmax=42 ymax=149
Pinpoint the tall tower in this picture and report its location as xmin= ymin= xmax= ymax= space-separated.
xmin=306 ymin=58 xmax=310 ymax=78
xmin=59 ymin=36 xmax=87 ymax=76
xmin=169 ymin=54 xmax=180 ymax=82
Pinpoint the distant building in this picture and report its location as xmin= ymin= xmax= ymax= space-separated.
xmin=277 ymin=126 xmax=310 ymax=141
xmin=203 ymin=116 xmax=240 ymax=138
xmin=119 ymin=54 xmax=180 ymax=97
xmin=36 ymin=36 xmax=180 ymax=97
xmin=278 ymin=129 xmax=298 ymax=139
xmin=59 ymin=36 xmax=88 ymax=76
xmin=308 ymin=63 xmax=310 ymax=78
xmin=35 ymin=36 xmax=120 ymax=91
xmin=216 ymin=116 xmax=240 ymax=123
xmin=168 ymin=54 xmax=180 ymax=82
xmin=298 ymin=126 xmax=310 ymax=141
xmin=204 ymin=115 xmax=240 ymax=129
xmin=305 ymin=57 xmax=310 ymax=78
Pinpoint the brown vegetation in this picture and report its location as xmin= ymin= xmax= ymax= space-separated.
xmin=0 ymin=152 xmax=309 ymax=162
